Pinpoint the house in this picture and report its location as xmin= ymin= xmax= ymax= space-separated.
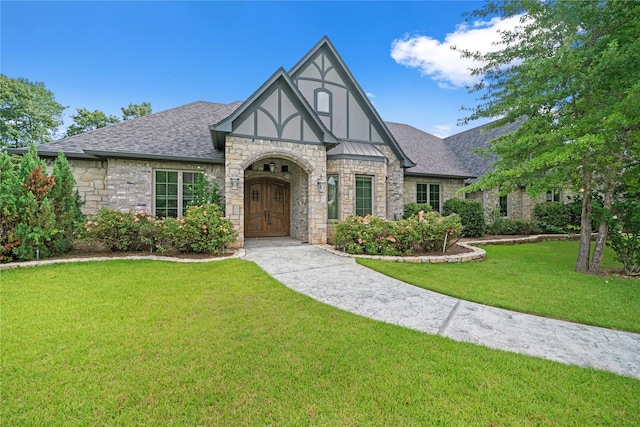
xmin=12 ymin=37 xmax=550 ymax=247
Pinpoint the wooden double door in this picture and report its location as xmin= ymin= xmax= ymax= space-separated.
xmin=245 ymin=178 xmax=290 ymax=237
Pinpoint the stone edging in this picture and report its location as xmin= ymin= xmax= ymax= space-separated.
xmin=317 ymin=243 xmax=486 ymax=264
xmin=0 ymin=249 xmax=246 ymax=271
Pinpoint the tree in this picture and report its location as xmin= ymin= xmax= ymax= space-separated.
xmin=121 ymin=102 xmax=152 ymax=121
xmin=65 ymin=108 xmax=120 ymax=137
xmin=0 ymin=75 xmax=66 ymax=148
xmin=459 ymin=0 xmax=640 ymax=274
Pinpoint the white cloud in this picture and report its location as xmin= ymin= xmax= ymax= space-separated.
xmin=432 ymin=124 xmax=454 ymax=138
xmin=391 ymin=15 xmax=522 ymax=89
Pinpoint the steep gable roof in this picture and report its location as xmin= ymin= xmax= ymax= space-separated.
xmin=387 ymin=122 xmax=474 ymax=179
xmin=210 ymin=68 xmax=337 ymax=149
xmin=289 ymin=36 xmax=415 ymax=168
xmin=444 ymin=120 xmax=521 ymax=178
xmin=17 ymin=101 xmax=241 ymax=163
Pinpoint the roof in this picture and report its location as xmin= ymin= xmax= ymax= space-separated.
xmin=386 ymin=122 xmax=475 ymax=179
xmin=327 ymin=141 xmax=385 ymax=162
xmin=19 ymin=101 xmax=242 ymax=163
xmin=444 ymin=120 xmax=521 ymax=178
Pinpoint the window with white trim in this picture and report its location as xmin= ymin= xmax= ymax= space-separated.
xmin=154 ymin=170 xmax=201 ymax=218
xmin=327 ymin=175 xmax=339 ymax=220
xmin=546 ymin=190 xmax=561 ymax=202
xmin=499 ymin=195 xmax=508 ymax=217
xmin=315 ymin=89 xmax=331 ymax=114
xmin=416 ymin=183 xmax=441 ymax=212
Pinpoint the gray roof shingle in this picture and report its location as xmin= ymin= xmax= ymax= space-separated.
xmin=29 ymin=101 xmax=242 ymax=163
xmin=444 ymin=120 xmax=521 ymax=178
xmin=386 ymin=122 xmax=474 ymax=179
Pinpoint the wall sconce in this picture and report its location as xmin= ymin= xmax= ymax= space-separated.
xmin=317 ymin=174 xmax=327 ymax=192
xmin=230 ymin=170 xmax=239 ymax=190
xmin=269 ymin=162 xmax=276 ymax=173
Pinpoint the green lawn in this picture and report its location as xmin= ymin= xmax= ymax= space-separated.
xmin=359 ymin=240 xmax=640 ymax=333
xmin=2 ymin=259 xmax=639 ymax=425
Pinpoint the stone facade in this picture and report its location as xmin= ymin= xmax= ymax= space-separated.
xmin=403 ymin=176 xmax=465 ymax=212
xmin=66 ymin=158 xmax=223 ymax=216
xmin=224 ymin=136 xmax=327 ymax=248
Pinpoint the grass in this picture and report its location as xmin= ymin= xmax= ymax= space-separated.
xmin=2 ymin=259 xmax=639 ymax=425
xmin=359 ymin=240 xmax=640 ymax=333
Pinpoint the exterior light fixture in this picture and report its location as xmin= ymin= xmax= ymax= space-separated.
xmin=269 ymin=162 xmax=276 ymax=173
xmin=317 ymin=174 xmax=327 ymax=192
xmin=230 ymin=170 xmax=239 ymax=190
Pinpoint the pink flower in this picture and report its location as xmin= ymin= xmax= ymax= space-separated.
xmin=133 ymin=217 xmax=139 ymax=222
xmin=387 ymin=236 xmax=396 ymax=243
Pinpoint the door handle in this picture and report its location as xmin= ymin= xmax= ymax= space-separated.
xmin=268 ymin=210 xmax=271 ymax=224
xmin=264 ymin=210 xmax=267 ymax=221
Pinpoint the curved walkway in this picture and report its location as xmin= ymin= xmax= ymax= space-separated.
xmin=244 ymin=240 xmax=640 ymax=380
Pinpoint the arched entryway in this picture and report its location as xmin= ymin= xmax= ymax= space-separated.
xmin=244 ymin=178 xmax=290 ymax=237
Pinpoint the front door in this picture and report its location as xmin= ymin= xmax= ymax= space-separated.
xmin=245 ymin=178 xmax=290 ymax=237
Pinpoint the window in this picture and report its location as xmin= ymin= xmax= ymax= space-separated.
xmin=355 ymin=176 xmax=372 ymax=216
xmin=416 ymin=183 xmax=441 ymax=212
xmin=155 ymin=170 xmax=202 ymax=218
xmin=315 ymin=90 xmax=331 ymax=113
xmin=499 ymin=195 xmax=508 ymax=217
xmin=546 ymin=190 xmax=561 ymax=202
xmin=327 ymin=175 xmax=339 ymax=220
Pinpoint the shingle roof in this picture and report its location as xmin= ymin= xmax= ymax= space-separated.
xmin=386 ymin=122 xmax=475 ymax=179
xmin=444 ymin=120 xmax=521 ymax=178
xmin=28 ymin=101 xmax=242 ymax=163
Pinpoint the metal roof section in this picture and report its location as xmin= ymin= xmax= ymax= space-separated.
xmin=12 ymin=101 xmax=241 ymax=162
xmin=289 ymin=36 xmax=415 ymax=168
xmin=327 ymin=140 xmax=386 ymax=162
xmin=386 ymin=121 xmax=476 ymax=179
xmin=210 ymin=68 xmax=337 ymax=149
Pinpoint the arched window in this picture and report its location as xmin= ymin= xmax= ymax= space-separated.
xmin=315 ymin=90 xmax=331 ymax=113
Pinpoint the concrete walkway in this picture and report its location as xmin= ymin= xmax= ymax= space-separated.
xmin=244 ymin=239 xmax=640 ymax=379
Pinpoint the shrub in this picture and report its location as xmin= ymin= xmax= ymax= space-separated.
xmin=443 ymin=199 xmax=485 ymax=237
xmin=403 ymin=203 xmax=432 ymax=219
xmin=81 ymin=204 xmax=237 ymax=255
xmin=607 ymin=195 xmax=640 ymax=276
xmin=533 ymin=200 xmax=582 ymax=233
xmin=334 ymin=212 xmax=462 ymax=256
xmin=0 ymin=146 xmax=83 ymax=262
xmin=485 ymin=218 xmax=542 ymax=235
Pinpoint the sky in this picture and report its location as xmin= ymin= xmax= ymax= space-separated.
xmin=1 ymin=1 xmax=515 ymax=138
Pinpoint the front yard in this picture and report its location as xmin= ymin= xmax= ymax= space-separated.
xmin=2 ymin=258 xmax=639 ymax=425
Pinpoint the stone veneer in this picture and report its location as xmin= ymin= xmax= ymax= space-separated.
xmin=402 ymin=176 xmax=465 ymax=212
xmin=67 ymin=158 xmax=224 ymax=216
xmin=224 ymin=136 xmax=327 ymax=248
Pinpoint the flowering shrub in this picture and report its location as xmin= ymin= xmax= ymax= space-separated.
xmin=81 ymin=203 xmax=237 ymax=255
xmin=334 ymin=211 xmax=462 ymax=256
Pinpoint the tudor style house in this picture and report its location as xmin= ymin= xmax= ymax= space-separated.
xmin=15 ymin=37 xmax=553 ymax=247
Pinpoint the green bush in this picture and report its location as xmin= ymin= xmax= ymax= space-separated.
xmin=485 ymin=218 xmax=542 ymax=235
xmin=533 ymin=200 xmax=582 ymax=233
xmin=334 ymin=212 xmax=462 ymax=256
xmin=0 ymin=146 xmax=83 ymax=262
xmin=402 ymin=203 xmax=433 ymax=219
xmin=607 ymin=195 xmax=640 ymax=276
xmin=443 ymin=198 xmax=485 ymax=238
xmin=81 ymin=204 xmax=237 ymax=255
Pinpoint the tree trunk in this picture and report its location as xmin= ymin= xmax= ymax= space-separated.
xmin=588 ymin=182 xmax=614 ymax=274
xmin=576 ymin=191 xmax=593 ymax=273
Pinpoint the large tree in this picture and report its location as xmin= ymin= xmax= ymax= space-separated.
xmin=460 ymin=0 xmax=640 ymax=274
xmin=65 ymin=108 xmax=120 ymax=137
xmin=0 ymin=75 xmax=66 ymax=148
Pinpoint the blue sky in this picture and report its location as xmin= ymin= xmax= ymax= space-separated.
xmin=2 ymin=1 xmax=512 ymax=138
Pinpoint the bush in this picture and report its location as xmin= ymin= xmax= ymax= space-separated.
xmin=0 ymin=146 xmax=83 ymax=262
xmin=443 ymin=199 xmax=485 ymax=237
xmin=81 ymin=204 xmax=237 ymax=255
xmin=607 ymin=195 xmax=640 ymax=276
xmin=403 ymin=203 xmax=432 ymax=219
xmin=485 ymin=218 xmax=542 ymax=235
xmin=334 ymin=212 xmax=462 ymax=256
xmin=533 ymin=201 xmax=582 ymax=233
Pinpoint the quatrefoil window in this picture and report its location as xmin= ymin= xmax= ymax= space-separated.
xmin=251 ymin=190 xmax=260 ymax=201
xmin=274 ymin=188 xmax=283 ymax=202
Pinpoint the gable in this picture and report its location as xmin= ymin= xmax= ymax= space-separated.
xmin=211 ymin=69 xmax=336 ymax=149
xmin=289 ymin=37 xmax=415 ymax=167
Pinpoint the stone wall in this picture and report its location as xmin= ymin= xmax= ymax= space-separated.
xmin=402 ymin=176 xmax=465 ymax=212
xmin=67 ymin=158 xmax=223 ymax=216
xmin=225 ymin=136 xmax=327 ymax=247
xmin=377 ymin=145 xmax=404 ymax=220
